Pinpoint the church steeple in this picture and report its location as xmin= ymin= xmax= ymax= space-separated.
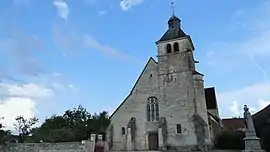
xmin=157 ymin=14 xmax=186 ymax=42
xmin=156 ymin=0 xmax=187 ymax=43
xmin=168 ymin=15 xmax=181 ymax=29
xmin=168 ymin=0 xmax=181 ymax=29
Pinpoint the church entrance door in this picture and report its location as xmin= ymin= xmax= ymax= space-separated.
xmin=148 ymin=133 xmax=158 ymax=150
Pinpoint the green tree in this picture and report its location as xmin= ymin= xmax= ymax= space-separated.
xmin=14 ymin=115 xmax=39 ymax=142
xmin=32 ymin=105 xmax=110 ymax=142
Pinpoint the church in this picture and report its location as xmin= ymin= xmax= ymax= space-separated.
xmin=106 ymin=13 xmax=222 ymax=151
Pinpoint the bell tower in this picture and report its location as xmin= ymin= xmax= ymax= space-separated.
xmin=156 ymin=11 xmax=210 ymax=150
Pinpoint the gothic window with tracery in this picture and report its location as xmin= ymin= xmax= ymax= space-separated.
xmin=146 ymin=97 xmax=159 ymax=122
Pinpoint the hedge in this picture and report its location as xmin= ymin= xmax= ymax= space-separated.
xmin=215 ymin=130 xmax=245 ymax=150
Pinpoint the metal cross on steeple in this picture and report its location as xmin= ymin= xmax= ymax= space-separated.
xmin=169 ymin=0 xmax=176 ymax=16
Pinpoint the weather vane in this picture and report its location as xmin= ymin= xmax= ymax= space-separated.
xmin=169 ymin=0 xmax=176 ymax=16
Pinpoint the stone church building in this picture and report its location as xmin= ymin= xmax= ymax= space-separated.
xmin=106 ymin=14 xmax=221 ymax=151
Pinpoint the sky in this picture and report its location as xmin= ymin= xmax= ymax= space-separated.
xmin=0 ymin=0 xmax=270 ymax=130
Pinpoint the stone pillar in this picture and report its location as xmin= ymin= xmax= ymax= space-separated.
xmin=91 ymin=134 xmax=96 ymax=142
xmin=145 ymin=133 xmax=149 ymax=150
xmin=86 ymin=134 xmax=96 ymax=152
xmin=158 ymin=128 xmax=164 ymax=150
xmin=98 ymin=134 xmax=103 ymax=141
xmin=126 ymin=128 xmax=133 ymax=150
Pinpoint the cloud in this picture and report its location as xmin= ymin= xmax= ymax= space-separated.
xmin=229 ymin=101 xmax=241 ymax=117
xmin=202 ymin=2 xmax=270 ymax=118
xmin=83 ymin=0 xmax=97 ymax=5
xmin=0 ymin=97 xmax=36 ymax=130
xmin=0 ymin=82 xmax=53 ymax=130
xmin=120 ymin=0 xmax=144 ymax=11
xmin=53 ymin=24 xmax=141 ymax=62
xmin=203 ymin=1 xmax=270 ymax=75
xmin=98 ymin=10 xmax=108 ymax=16
xmin=0 ymin=30 xmax=44 ymax=77
xmin=0 ymin=83 xmax=53 ymax=99
xmin=218 ymin=82 xmax=270 ymax=118
xmin=83 ymin=35 xmax=139 ymax=61
xmin=52 ymin=25 xmax=81 ymax=53
xmin=53 ymin=0 xmax=69 ymax=20
xmin=13 ymin=0 xmax=31 ymax=6
xmin=248 ymin=54 xmax=269 ymax=81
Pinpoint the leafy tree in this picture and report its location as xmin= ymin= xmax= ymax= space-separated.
xmin=14 ymin=115 xmax=39 ymax=142
xmin=32 ymin=105 xmax=110 ymax=142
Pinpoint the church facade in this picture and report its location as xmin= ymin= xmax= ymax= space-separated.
xmin=106 ymin=14 xmax=221 ymax=151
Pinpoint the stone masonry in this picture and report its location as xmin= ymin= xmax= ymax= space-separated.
xmin=107 ymin=14 xmax=218 ymax=151
xmin=0 ymin=142 xmax=86 ymax=152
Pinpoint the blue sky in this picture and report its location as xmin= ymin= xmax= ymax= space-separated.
xmin=0 ymin=0 xmax=270 ymax=129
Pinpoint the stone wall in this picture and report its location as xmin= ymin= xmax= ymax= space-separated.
xmin=193 ymin=114 xmax=209 ymax=150
xmin=109 ymin=58 xmax=159 ymax=151
xmin=0 ymin=142 xmax=93 ymax=152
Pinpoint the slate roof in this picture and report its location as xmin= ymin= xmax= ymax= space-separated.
xmin=252 ymin=104 xmax=270 ymax=135
xmin=204 ymin=87 xmax=218 ymax=110
xmin=253 ymin=104 xmax=270 ymax=120
xmin=221 ymin=104 xmax=270 ymax=132
xmin=157 ymin=15 xmax=187 ymax=42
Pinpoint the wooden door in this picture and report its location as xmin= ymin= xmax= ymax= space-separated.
xmin=148 ymin=133 xmax=158 ymax=150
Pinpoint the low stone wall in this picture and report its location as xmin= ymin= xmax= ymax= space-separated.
xmin=0 ymin=142 xmax=92 ymax=152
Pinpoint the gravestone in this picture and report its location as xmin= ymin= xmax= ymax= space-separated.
xmin=242 ymin=105 xmax=265 ymax=152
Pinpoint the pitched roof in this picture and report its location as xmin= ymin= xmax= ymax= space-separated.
xmin=156 ymin=15 xmax=187 ymax=43
xmin=158 ymin=28 xmax=187 ymax=42
xmin=220 ymin=104 xmax=270 ymax=132
xmin=207 ymin=111 xmax=220 ymax=123
xmin=253 ymin=104 xmax=270 ymax=120
xmin=109 ymin=57 xmax=157 ymax=119
xmin=252 ymin=104 xmax=270 ymax=134
xmin=204 ymin=87 xmax=218 ymax=110
xmin=221 ymin=118 xmax=245 ymax=130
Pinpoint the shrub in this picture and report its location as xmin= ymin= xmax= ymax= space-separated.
xmin=215 ymin=130 xmax=245 ymax=150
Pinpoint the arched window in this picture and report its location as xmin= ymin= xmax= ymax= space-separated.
xmin=146 ymin=97 xmax=159 ymax=122
xmin=173 ymin=42 xmax=179 ymax=52
xmin=121 ymin=127 xmax=125 ymax=135
xmin=166 ymin=44 xmax=172 ymax=53
xmin=176 ymin=124 xmax=182 ymax=133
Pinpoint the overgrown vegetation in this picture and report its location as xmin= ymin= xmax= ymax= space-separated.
xmin=14 ymin=115 xmax=39 ymax=142
xmin=215 ymin=130 xmax=245 ymax=150
xmin=0 ymin=105 xmax=110 ymax=143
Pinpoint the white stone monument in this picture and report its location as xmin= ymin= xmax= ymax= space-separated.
xmin=98 ymin=134 xmax=103 ymax=141
xmin=242 ymin=105 xmax=265 ymax=152
xmin=86 ymin=134 xmax=96 ymax=152
xmin=126 ymin=128 xmax=133 ymax=151
xmin=158 ymin=128 xmax=164 ymax=150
